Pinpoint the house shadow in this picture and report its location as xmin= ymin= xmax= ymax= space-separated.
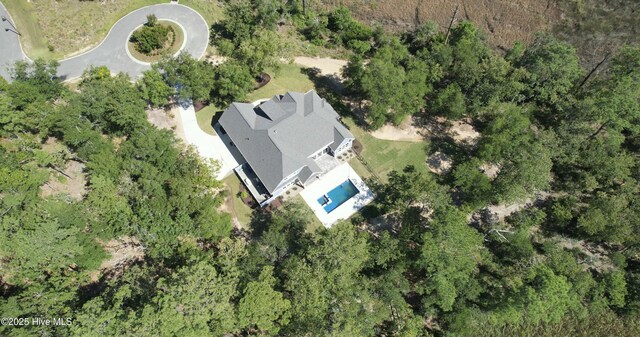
xmin=210 ymin=109 xmax=225 ymax=130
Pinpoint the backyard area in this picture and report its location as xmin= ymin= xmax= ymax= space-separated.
xmin=2 ymin=0 xmax=222 ymax=59
xmin=342 ymin=117 xmax=429 ymax=182
xmin=246 ymin=63 xmax=315 ymax=103
xmin=222 ymin=174 xmax=253 ymax=229
xmin=216 ymin=62 xmax=430 ymax=228
xmin=248 ymin=63 xmax=429 ymax=181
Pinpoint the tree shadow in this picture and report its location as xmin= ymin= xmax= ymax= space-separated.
xmin=299 ymin=66 xmax=374 ymax=127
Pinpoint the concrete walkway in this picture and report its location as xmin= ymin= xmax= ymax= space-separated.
xmin=174 ymin=101 xmax=240 ymax=180
xmin=0 ymin=3 xmax=209 ymax=82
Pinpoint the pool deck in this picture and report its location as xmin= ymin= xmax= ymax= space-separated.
xmin=300 ymin=162 xmax=374 ymax=227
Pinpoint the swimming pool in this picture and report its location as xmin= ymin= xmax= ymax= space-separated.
xmin=316 ymin=179 xmax=359 ymax=213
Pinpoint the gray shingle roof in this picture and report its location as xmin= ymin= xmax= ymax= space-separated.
xmin=219 ymin=90 xmax=354 ymax=193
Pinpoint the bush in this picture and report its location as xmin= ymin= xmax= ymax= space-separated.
xmin=328 ymin=6 xmax=372 ymax=47
xmin=130 ymin=17 xmax=170 ymax=54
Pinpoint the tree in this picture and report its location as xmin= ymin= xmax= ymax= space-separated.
xmin=211 ymin=60 xmax=254 ymax=105
xmin=432 ymin=83 xmax=466 ymax=118
xmin=517 ymin=33 xmax=583 ymax=109
xmin=490 ymin=264 xmax=583 ymax=326
xmin=218 ymin=0 xmax=256 ymax=44
xmin=146 ymin=14 xmax=158 ymax=27
xmin=453 ymin=158 xmax=492 ymax=206
xmin=235 ymin=30 xmax=286 ymax=76
xmin=360 ymin=47 xmax=406 ymax=129
xmin=133 ymin=261 xmax=238 ymax=336
xmin=76 ymin=70 xmax=147 ymax=135
xmin=577 ymin=191 xmax=636 ymax=244
xmin=155 ymin=52 xmax=215 ymax=101
xmin=238 ymin=266 xmax=291 ymax=335
xmin=418 ymin=206 xmax=484 ymax=311
xmin=283 ymin=223 xmax=387 ymax=335
xmin=376 ymin=165 xmax=451 ymax=215
xmin=139 ymin=68 xmax=173 ymax=107
xmin=8 ymin=59 xmax=64 ymax=110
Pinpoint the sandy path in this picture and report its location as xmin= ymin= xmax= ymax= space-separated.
xmin=293 ymin=56 xmax=348 ymax=78
xmin=370 ymin=123 xmax=424 ymax=142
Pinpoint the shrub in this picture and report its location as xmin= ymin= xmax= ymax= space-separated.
xmin=130 ymin=16 xmax=170 ymax=54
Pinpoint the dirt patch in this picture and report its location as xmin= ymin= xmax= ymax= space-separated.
xmin=480 ymin=162 xmax=500 ymax=179
xmin=486 ymin=199 xmax=533 ymax=223
xmin=90 ymin=236 xmax=145 ymax=282
xmin=448 ymin=119 xmax=481 ymax=146
xmin=218 ymin=194 xmax=242 ymax=229
xmin=427 ymin=151 xmax=452 ymax=175
xmin=146 ymin=108 xmax=176 ymax=130
xmin=255 ymin=72 xmax=272 ymax=90
xmin=40 ymin=161 xmax=87 ymax=201
xmin=205 ymin=54 xmax=228 ymax=66
xmin=555 ymin=237 xmax=614 ymax=272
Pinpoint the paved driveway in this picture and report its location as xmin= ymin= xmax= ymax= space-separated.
xmin=175 ymin=101 xmax=243 ymax=180
xmin=0 ymin=2 xmax=28 ymax=81
xmin=0 ymin=3 xmax=209 ymax=82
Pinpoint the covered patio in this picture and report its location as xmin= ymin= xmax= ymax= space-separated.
xmin=234 ymin=163 xmax=269 ymax=206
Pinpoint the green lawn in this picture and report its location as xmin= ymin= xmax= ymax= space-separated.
xmin=196 ymin=104 xmax=221 ymax=136
xmin=223 ymin=174 xmax=253 ymax=229
xmin=247 ymin=63 xmax=316 ymax=102
xmin=3 ymin=0 xmax=222 ymax=59
xmin=342 ymin=118 xmax=428 ymax=181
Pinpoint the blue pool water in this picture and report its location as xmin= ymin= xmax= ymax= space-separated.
xmin=317 ymin=180 xmax=359 ymax=213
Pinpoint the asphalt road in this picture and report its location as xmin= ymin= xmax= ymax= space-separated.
xmin=0 ymin=3 xmax=209 ymax=82
xmin=0 ymin=2 xmax=28 ymax=81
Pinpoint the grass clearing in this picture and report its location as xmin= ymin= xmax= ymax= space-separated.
xmin=223 ymin=174 xmax=253 ymax=229
xmin=247 ymin=63 xmax=315 ymax=102
xmin=196 ymin=104 xmax=221 ymax=136
xmin=3 ymin=0 xmax=222 ymax=59
xmin=343 ymin=117 xmax=428 ymax=181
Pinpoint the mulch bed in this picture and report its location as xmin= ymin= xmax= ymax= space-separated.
xmin=264 ymin=197 xmax=283 ymax=212
xmin=254 ymin=72 xmax=271 ymax=90
xmin=352 ymin=140 xmax=363 ymax=155
xmin=193 ymin=100 xmax=207 ymax=112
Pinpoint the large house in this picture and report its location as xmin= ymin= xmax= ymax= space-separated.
xmin=217 ymin=90 xmax=355 ymax=206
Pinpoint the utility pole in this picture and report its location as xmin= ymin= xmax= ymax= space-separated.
xmin=444 ymin=4 xmax=459 ymax=44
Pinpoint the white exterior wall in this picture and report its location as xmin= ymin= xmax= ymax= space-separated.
xmin=334 ymin=138 xmax=354 ymax=155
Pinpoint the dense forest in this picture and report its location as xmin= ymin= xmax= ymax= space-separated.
xmin=1 ymin=1 xmax=639 ymax=336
